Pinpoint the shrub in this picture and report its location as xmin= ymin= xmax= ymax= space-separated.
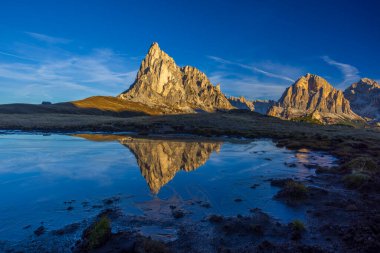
xmin=291 ymin=220 xmax=305 ymax=232
xmin=292 ymin=114 xmax=322 ymax=125
xmin=86 ymin=216 xmax=111 ymax=250
xmin=290 ymin=219 xmax=306 ymax=240
xmin=343 ymin=173 xmax=369 ymax=189
xmin=342 ymin=157 xmax=378 ymax=174
xmin=284 ymin=181 xmax=308 ymax=198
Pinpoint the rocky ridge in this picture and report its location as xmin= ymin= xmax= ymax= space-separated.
xmin=267 ymin=73 xmax=363 ymax=124
xmin=252 ymin=100 xmax=275 ymax=114
xmin=228 ymin=96 xmax=254 ymax=111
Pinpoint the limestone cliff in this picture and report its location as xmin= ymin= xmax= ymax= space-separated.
xmin=118 ymin=43 xmax=233 ymax=113
xmin=344 ymin=78 xmax=380 ymax=122
xmin=267 ymin=73 xmax=363 ymax=124
xmin=228 ymin=96 xmax=254 ymax=111
xmin=120 ymin=138 xmax=221 ymax=194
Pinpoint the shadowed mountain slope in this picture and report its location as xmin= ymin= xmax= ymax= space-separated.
xmin=344 ymin=78 xmax=380 ymax=122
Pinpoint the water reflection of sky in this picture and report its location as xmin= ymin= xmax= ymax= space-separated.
xmin=0 ymin=134 xmax=337 ymax=241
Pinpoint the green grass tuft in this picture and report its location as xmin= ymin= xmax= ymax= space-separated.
xmin=87 ymin=216 xmax=111 ymax=250
xmin=284 ymin=181 xmax=308 ymax=198
xmin=292 ymin=114 xmax=322 ymax=125
xmin=291 ymin=219 xmax=305 ymax=231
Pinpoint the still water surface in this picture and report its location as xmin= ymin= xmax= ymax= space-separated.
xmin=0 ymin=133 xmax=337 ymax=241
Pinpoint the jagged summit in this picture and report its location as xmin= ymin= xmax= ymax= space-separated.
xmin=344 ymin=78 xmax=380 ymax=121
xmin=118 ymin=42 xmax=233 ymax=113
xmin=268 ymin=73 xmax=363 ymax=124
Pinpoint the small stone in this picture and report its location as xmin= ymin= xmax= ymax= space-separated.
xmin=34 ymin=226 xmax=45 ymax=236
xmin=172 ymin=210 xmax=185 ymax=219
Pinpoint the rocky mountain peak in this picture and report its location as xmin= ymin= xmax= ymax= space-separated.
xmin=268 ymin=73 xmax=363 ymax=124
xmin=295 ymin=73 xmax=332 ymax=91
xmin=146 ymin=42 xmax=173 ymax=64
xmin=118 ymin=43 xmax=232 ymax=113
xmin=355 ymin=78 xmax=380 ymax=89
xmin=344 ymin=78 xmax=380 ymax=121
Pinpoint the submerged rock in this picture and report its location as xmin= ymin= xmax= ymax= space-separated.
xmin=34 ymin=226 xmax=45 ymax=236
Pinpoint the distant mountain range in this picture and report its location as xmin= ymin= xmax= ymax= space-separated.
xmin=0 ymin=42 xmax=378 ymax=126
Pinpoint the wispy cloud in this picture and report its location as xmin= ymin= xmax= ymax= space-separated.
xmin=208 ymin=56 xmax=295 ymax=82
xmin=25 ymin=32 xmax=71 ymax=44
xmin=206 ymin=55 xmax=303 ymax=100
xmin=322 ymin=56 xmax=360 ymax=87
xmin=0 ymin=50 xmax=36 ymax=61
xmin=209 ymin=71 xmax=287 ymax=100
xmin=0 ymin=45 xmax=138 ymax=103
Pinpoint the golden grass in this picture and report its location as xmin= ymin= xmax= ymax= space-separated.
xmin=71 ymin=96 xmax=166 ymax=115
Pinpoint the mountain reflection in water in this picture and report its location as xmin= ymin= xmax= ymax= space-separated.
xmin=0 ymin=133 xmax=338 ymax=241
xmin=74 ymin=134 xmax=222 ymax=194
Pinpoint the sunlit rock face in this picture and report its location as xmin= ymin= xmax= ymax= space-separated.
xmin=120 ymin=138 xmax=221 ymax=194
xmin=118 ymin=42 xmax=233 ymax=113
xmin=267 ymin=73 xmax=363 ymax=124
xmin=228 ymin=96 xmax=254 ymax=111
xmin=344 ymin=78 xmax=380 ymax=122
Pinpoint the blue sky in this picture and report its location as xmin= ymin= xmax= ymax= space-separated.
xmin=0 ymin=0 xmax=379 ymax=103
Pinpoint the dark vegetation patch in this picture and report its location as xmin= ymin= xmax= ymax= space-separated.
xmin=292 ymin=114 xmax=323 ymax=125
xmin=273 ymin=180 xmax=308 ymax=202
xmin=76 ymin=216 xmax=111 ymax=251
xmin=290 ymin=220 xmax=305 ymax=240
xmin=343 ymin=173 xmax=370 ymax=189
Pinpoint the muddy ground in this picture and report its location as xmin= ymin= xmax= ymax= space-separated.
xmin=0 ymin=111 xmax=379 ymax=252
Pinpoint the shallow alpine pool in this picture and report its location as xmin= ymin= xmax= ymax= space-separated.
xmin=0 ymin=133 xmax=337 ymax=241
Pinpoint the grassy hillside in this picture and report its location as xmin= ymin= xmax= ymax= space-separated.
xmin=72 ymin=96 xmax=170 ymax=115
